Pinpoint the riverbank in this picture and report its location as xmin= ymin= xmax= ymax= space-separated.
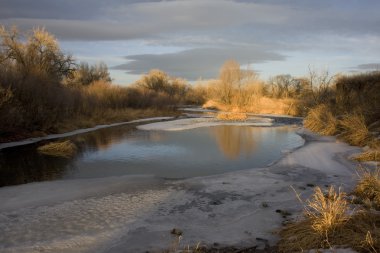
xmin=0 ymin=108 xmax=178 ymax=144
xmin=0 ymin=116 xmax=362 ymax=253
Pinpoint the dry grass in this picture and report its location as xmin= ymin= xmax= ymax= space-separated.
xmin=278 ymin=186 xmax=351 ymax=252
xmin=339 ymin=114 xmax=373 ymax=146
xmin=37 ymin=140 xmax=77 ymax=158
xmin=279 ymin=184 xmax=380 ymax=253
xmin=304 ymin=186 xmax=350 ymax=236
xmin=354 ymin=150 xmax=380 ymax=162
xmin=216 ymin=112 xmax=248 ymax=121
xmin=354 ymin=168 xmax=380 ymax=210
xmin=304 ymin=104 xmax=338 ymax=135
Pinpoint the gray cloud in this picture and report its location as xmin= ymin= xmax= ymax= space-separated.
xmin=112 ymin=46 xmax=285 ymax=80
xmin=355 ymin=63 xmax=380 ymax=70
xmin=1 ymin=0 xmax=379 ymax=41
xmin=1 ymin=0 xmax=379 ymax=80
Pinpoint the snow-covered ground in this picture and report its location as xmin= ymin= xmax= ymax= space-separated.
xmin=137 ymin=117 xmax=274 ymax=131
xmin=0 ymin=117 xmax=361 ymax=253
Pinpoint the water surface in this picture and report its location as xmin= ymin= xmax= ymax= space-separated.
xmin=0 ymin=124 xmax=304 ymax=187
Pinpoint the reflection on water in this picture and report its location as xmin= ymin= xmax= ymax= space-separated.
xmin=0 ymin=125 xmax=304 ymax=187
xmin=212 ymin=126 xmax=257 ymax=159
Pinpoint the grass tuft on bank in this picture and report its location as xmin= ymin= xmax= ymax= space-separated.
xmin=304 ymin=104 xmax=338 ymax=136
xmin=279 ymin=170 xmax=380 ymax=253
xmin=37 ymin=140 xmax=77 ymax=158
xmin=216 ymin=112 xmax=248 ymax=121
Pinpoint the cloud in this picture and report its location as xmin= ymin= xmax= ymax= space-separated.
xmin=355 ymin=63 xmax=380 ymax=70
xmin=112 ymin=46 xmax=285 ymax=80
xmin=1 ymin=0 xmax=379 ymax=41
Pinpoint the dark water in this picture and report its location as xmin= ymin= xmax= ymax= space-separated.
xmin=0 ymin=125 xmax=304 ymax=187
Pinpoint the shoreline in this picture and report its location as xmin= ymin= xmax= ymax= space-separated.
xmin=0 ymin=117 xmax=174 ymax=150
xmin=0 ymin=116 xmax=362 ymax=253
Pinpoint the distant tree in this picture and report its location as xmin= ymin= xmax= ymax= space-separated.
xmin=218 ymin=60 xmax=258 ymax=105
xmin=66 ymin=62 xmax=112 ymax=86
xmin=307 ymin=66 xmax=336 ymax=104
xmin=267 ymin=74 xmax=300 ymax=98
xmin=135 ymin=69 xmax=170 ymax=93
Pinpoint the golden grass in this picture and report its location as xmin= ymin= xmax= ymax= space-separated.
xmin=279 ymin=210 xmax=380 ymax=253
xmin=279 ymin=183 xmax=380 ymax=253
xmin=354 ymin=150 xmax=380 ymax=162
xmin=278 ymin=186 xmax=351 ymax=252
xmin=202 ymin=98 xmax=299 ymax=116
xmin=305 ymin=186 xmax=350 ymax=235
xmin=339 ymin=114 xmax=372 ymax=146
xmin=216 ymin=112 xmax=248 ymax=121
xmin=304 ymin=104 xmax=338 ymax=135
xmin=37 ymin=140 xmax=77 ymax=157
xmin=354 ymin=168 xmax=380 ymax=210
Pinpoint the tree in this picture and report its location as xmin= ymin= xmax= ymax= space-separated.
xmin=0 ymin=26 xmax=75 ymax=81
xmin=135 ymin=69 xmax=170 ymax=93
xmin=218 ymin=60 xmax=257 ymax=105
xmin=268 ymin=74 xmax=299 ymax=98
xmin=66 ymin=62 xmax=112 ymax=86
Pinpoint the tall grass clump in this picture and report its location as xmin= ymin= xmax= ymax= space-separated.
xmin=354 ymin=168 xmax=380 ymax=210
xmin=339 ymin=114 xmax=373 ymax=146
xmin=216 ymin=112 xmax=248 ymax=121
xmin=354 ymin=150 xmax=380 ymax=162
xmin=278 ymin=186 xmax=350 ymax=252
xmin=304 ymin=104 xmax=338 ymax=135
xmin=279 ymin=184 xmax=380 ymax=253
xmin=37 ymin=140 xmax=77 ymax=158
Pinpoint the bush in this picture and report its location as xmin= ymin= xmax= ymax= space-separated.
xmin=335 ymin=72 xmax=380 ymax=123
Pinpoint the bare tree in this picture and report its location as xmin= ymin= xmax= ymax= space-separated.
xmin=0 ymin=26 xmax=75 ymax=81
xmin=218 ymin=60 xmax=258 ymax=105
xmin=307 ymin=66 xmax=336 ymax=104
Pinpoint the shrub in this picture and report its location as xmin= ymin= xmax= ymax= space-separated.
xmin=304 ymin=104 xmax=338 ymax=135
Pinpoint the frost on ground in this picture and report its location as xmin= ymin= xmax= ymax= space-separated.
xmin=0 ymin=121 xmax=361 ymax=253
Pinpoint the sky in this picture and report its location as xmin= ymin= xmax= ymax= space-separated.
xmin=1 ymin=0 xmax=379 ymax=85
